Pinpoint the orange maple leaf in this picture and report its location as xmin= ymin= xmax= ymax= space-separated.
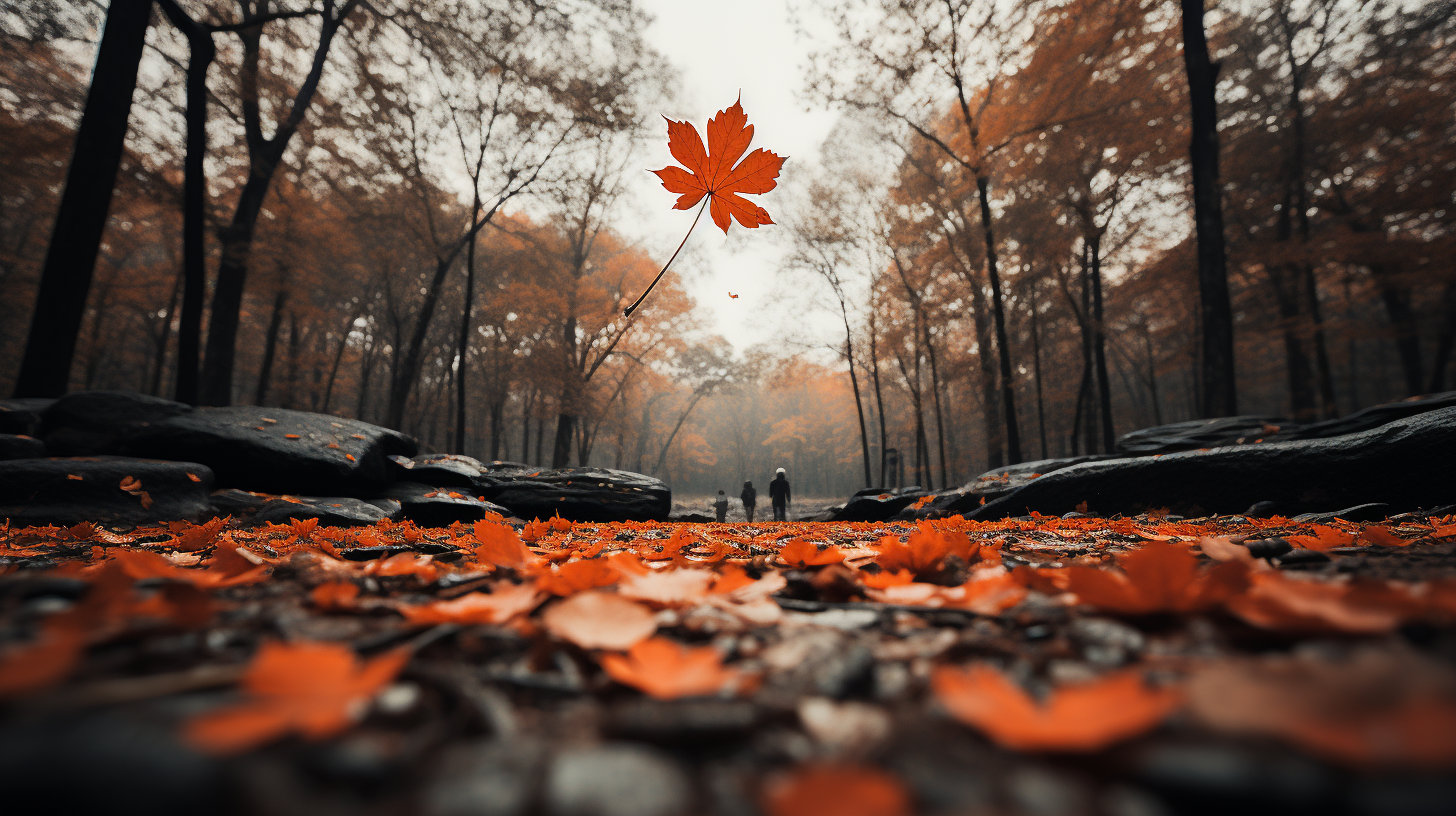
xmin=780 ymin=538 xmax=846 ymax=568
xmin=184 ymin=641 xmax=409 ymax=754
xmin=537 ymin=558 xmax=619 ymax=597
xmin=875 ymin=525 xmax=974 ymax=578
xmin=599 ymin=637 xmax=741 ymax=700
xmin=472 ymin=520 xmax=541 ymax=572
xmin=1285 ymin=524 xmax=1356 ymax=551
xmin=652 ymin=96 xmax=786 ymax=233
xmin=397 ymin=582 xmax=542 ymax=626
xmin=541 ymin=589 xmax=657 ymax=650
xmin=1052 ymin=540 xmax=1249 ymax=615
xmin=932 ymin=664 xmax=1182 ymax=751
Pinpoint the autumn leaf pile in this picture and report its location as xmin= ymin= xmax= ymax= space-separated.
xmin=3 ymin=510 xmax=1456 ymax=813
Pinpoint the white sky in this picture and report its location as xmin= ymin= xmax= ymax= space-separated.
xmin=628 ymin=0 xmax=841 ymax=353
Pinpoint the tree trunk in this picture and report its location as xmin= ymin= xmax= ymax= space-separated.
xmin=1028 ymin=281 xmax=1048 ymax=460
xmin=1180 ymin=0 xmax=1237 ymax=417
xmin=1372 ymin=268 xmax=1424 ymax=395
xmin=1305 ymin=265 xmax=1338 ymax=416
xmin=253 ymin=288 xmax=288 ymax=406
xmin=150 ymin=263 xmax=185 ymax=397
xmin=454 ymin=192 xmax=481 ymax=454
xmin=157 ymin=0 xmax=214 ymax=406
xmin=386 ymin=256 xmax=452 ymax=427
xmin=842 ymin=319 xmax=872 ymax=488
xmin=975 ymin=174 xmax=1022 ymax=463
xmin=320 ymin=315 xmax=354 ymax=414
xmin=13 ymin=0 xmax=152 ymax=398
xmin=1089 ymin=232 xmax=1114 ymax=452
xmin=355 ymin=337 xmax=374 ymax=422
xmin=922 ymin=320 xmax=949 ymax=489
xmin=1142 ymin=325 xmax=1163 ymax=425
xmin=868 ymin=312 xmax=889 ymax=486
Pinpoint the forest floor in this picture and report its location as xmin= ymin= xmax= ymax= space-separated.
xmin=2 ymin=509 xmax=1456 ymax=816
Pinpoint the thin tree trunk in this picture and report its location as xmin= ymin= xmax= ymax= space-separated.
xmin=1180 ymin=0 xmax=1237 ymax=417
xmin=1143 ymin=325 xmax=1163 ymax=425
xmin=355 ymin=337 xmax=374 ymax=422
xmin=922 ymin=320 xmax=948 ymax=490
xmin=321 ymin=316 xmax=354 ymax=414
xmin=841 ymin=314 xmax=872 ymax=488
xmin=868 ymin=312 xmax=889 ymax=486
xmin=1305 ymin=266 xmax=1338 ymax=416
xmin=1089 ymin=232 xmax=1114 ymax=452
xmin=1371 ymin=267 xmax=1423 ymax=395
xmin=975 ymin=175 xmax=1021 ymax=463
xmin=13 ymin=0 xmax=152 ymax=397
xmin=454 ymin=191 xmax=481 ymax=454
xmin=1028 ymin=281 xmax=1048 ymax=460
xmin=254 ymin=288 xmax=288 ymax=406
xmin=157 ymin=0 xmax=213 ymax=406
xmin=150 ymin=263 xmax=185 ymax=397
xmin=1429 ymin=282 xmax=1456 ymax=393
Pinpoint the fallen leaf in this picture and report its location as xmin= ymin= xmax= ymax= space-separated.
xmin=398 ymin=582 xmax=542 ymax=626
xmin=541 ymin=590 xmax=656 ymax=650
xmin=473 ymin=520 xmax=541 ymax=571
xmin=537 ymin=559 xmax=619 ymax=596
xmin=763 ymin=764 xmax=910 ymax=816
xmin=1358 ymin=525 xmax=1410 ymax=547
xmin=1055 ymin=540 xmax=1249 ymax=615
xmin=780 ymin=538 xmax=845 ymax=567
xmin=1286 ymin=524 xmax=1356 ymax=552
xmin=599 ymin=637 xmax=740 ymax=699
xmin=311 ymin=581 xmax=360 ymax=611
xmin=875 ymin=524 xmax=974 ymax=578
xmin=184 ymin=641 xmax=409 ymax=754
xmin=932 ymin=664 xmax=1181 ymax=751
xmin=616 ymin=567 xmax=715 ymax=606
xmin=1225 ymin=572 xmax=1417 ymax=634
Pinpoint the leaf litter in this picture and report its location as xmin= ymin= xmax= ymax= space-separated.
xmin=1 ymin=509 xmax=1455 ymax=811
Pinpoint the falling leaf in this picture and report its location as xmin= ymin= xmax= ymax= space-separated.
xmin=652 ymin=96 xmax=786 ymax=233
xmin=599 ymin=637 xmax=741 ymax=699
xmin=541 ymin=590 xmax=656 ymax=650
xmin=398 ymin=582 xmax=542 ymax=626
xmin=763 ymin=764 xmax=911 ymax=816
xmin=728 ymin=292 xmax=739 ymax=298
xmin=184 ymin=641 xmax=409 ymax=754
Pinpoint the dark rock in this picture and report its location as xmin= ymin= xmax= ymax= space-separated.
xmin=1292 ymin=503 xmax=1390 ymax=523
xmin=0 ymin=434 xmax=46 ymax=461
xmin=390 ymin=454 xmax=533 ymax=491
xmin=833 ymin=487 xmax=931 ymax=522
xmin=892 ymin=455 xmax=1120 ymax=521
xmin=380 ymin=481 xmax=518 ymax=526
xmin=0 ymin=398 xmax=53 ymax=436
xmin=207 ymin=488 xmax=278 ymax=518
xmin=40 ymin=390 xmax=192 ymax=456
xmin=1133 ymin=741 xmax=1335 ymax=811
xmin=1243 ymin=501 xmax=1281 ymax=518
xmin=122 ymin=406 xmax=417 ymax=495
xmin=0 ymin=456 xmax=214 ymax=526
xmin=972 ymin=407 xmax=1456 ymax=520
xmin=480 ymin=467 xmax=670 ymax=523
xmin=251 ymin=495 xmax=401 ymax=527
xmin=669 ymin=512 xmax=714 ymax=523
xmin=1116 ymin=415 xmax=1294 ymax=455
xmin=1243 ymin=538 xmax=1294 ymax=559
xmin=545 ymin=743 xmax=691 ymax=816
xmin=1284 ymin=390 xmax=1456 ymax=440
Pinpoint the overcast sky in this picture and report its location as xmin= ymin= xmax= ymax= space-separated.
xmin=629 ymin=0 xmax=842 ymax=354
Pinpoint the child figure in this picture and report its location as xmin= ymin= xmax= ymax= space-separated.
xmin=714 ymin=490 xmax=729 ymax=523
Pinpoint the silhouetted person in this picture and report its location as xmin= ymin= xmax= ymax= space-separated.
xmin=770 ymin=468 xmax=791 ymax=521
xmin=740 ymin=480 xmax=757 ymax=523
xmin=714 ymin=490 xmax=728 ymax=523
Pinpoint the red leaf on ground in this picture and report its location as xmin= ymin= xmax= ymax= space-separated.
xmin=184 ymin=641 xmax=410 ymax=755
xmin=541 ymin=590 xmax=656 ymax=650
xmin=398 ymin=582 xmax=542 ymax=626
xmin=779 ymin=538 xmax=845 ymax=567
xmin=932 ymin=664 xmax=1182 ymax=751
xmin=472 ymin=521 xmax=541 ymax=572
xmin=1057 ymin=540 xmax=1249 ymax=615
xmin=599 ymin=637 xmax=740 ymax=699
xmin=1286 ymin=524 xmax=1356 ymax=551
xmin=537 ymin=559 xmax=619 ymax=596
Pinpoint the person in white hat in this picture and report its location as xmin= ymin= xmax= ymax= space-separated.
xmin=769 ymin=467 xmax=791 ymax=521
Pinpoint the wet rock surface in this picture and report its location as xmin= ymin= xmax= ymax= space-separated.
xmin=381 ymin=481 xmax=519 ymax=526
xmin=480 ymin=467 xmax=672 ymax=523
xmin=250 ymin=495 xmax=402 ymax=527
xmin=0 ymin=456 xmax=214 ymax=526
xmin=40 ymin=391 xmax=192 ymax=456
xmin=0 ymin=434 xmax=46 ymax=461
xmin=0 ymin=398 xmax=53 ymax=437
xmin=121 ymin=405 xmax=417 ymax=496
xmin=971 ymin=406 xmax=1456 ymax=519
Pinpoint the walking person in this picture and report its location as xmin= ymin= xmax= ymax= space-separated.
xmin=714 ymin=490 xmax=729 ymax=523
xmin=740 ymin=481 xmax=757 ymax=523
xmin=769 ymin=467 xmax=791 ymax=521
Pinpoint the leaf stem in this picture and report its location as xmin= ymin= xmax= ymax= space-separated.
xmin=623 ymin=196 xmax=709 ymax=318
